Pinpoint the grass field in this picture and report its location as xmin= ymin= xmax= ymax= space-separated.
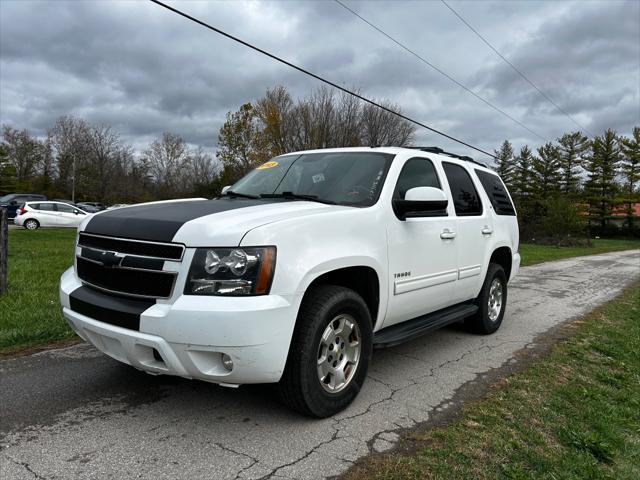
xmin=0 ymin=228 xmax=76 ymax=354
xmin=344 ymin=283 xmax=640 ymax=480
xmin=519 ymin=238 xmax=640 ymax=266
xmin=0 ymin=229 xmax=638 ymax=354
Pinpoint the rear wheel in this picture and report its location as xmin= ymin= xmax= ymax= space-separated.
xmin=24 ymin=219 xmax=39 ymax=230
xmin=465 ymin=263 xmax=507 ymax=334
xmin=277 ymin=285 xmax=372 ymax=418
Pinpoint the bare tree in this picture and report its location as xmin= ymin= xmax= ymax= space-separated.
xmin=49 ymin=116 xmax=91 ymax=201
xmin=361 ymin=101 xmax=415 ymax=147
xmin=142 ymin=132 xmax=191 ymax=198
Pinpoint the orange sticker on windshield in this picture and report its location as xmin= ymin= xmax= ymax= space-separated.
xmin=257 ymin=161 xmax=279 ymax=170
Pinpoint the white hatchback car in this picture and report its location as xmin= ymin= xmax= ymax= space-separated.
xmin=15 ymin=201 xmax=92 ymax=230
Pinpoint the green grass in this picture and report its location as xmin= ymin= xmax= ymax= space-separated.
xmin=344 ymin=283 xmax=640 ymax=480
xmin=0 ymin=228 xmax=76 ymax=353
xmin=519 ymin=238 xmax=640 ymax=267
xmin=0 ymin=230 xmax=637 ymax=354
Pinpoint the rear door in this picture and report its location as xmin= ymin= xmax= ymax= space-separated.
xmin=441 ymin=162 xmax=492 ymax=303
xmin=31 ymin=202 xmax=58 ymax=226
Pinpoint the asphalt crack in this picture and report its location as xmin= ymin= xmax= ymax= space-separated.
xmin=5 ymin=455 xmax=48 ymax=480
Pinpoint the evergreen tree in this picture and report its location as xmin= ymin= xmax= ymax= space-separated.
xmin=584 ymin=129 xmax=622 ymax=230
xmin=493 ymin=140 xmax=515 ymax=190
xmin=513 ymin=145 xmax=534 ymax=200
xmin=557 ymin=131 xmax=590 ymax=195
xmin=619 ymin=126 xmax=640 ymax=230
xmin=531 ymin=142 xmax=561 ymax=197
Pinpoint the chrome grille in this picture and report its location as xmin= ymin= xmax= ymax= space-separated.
xmin=76 ymin=233 xmax=183 ymax=299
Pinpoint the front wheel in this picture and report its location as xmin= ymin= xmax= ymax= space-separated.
xmin=277 ymin=285 xmax=373 ymax=418
xmin=24 ymin=219 xmax=39 ymax=230
xmin=465 ymin=263 xmax=507 ymax=334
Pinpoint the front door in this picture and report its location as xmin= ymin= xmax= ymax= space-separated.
xmin=385 ymin=157 xmax=458 ymax=327
xmin=55 ymin=203 xmax=85 ymax=226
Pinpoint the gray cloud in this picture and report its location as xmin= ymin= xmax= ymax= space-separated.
xmin=0 ymin=0 xmax=638 ymax=159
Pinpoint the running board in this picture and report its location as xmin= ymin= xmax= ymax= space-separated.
xmin=373 ymin=303 xmax=478 ymax=349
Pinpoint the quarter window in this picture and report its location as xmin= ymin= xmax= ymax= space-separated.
xmin=442 ymin=162 xmax=482 ymax=216
xmin=393 ymin=158 xmax=441 ymax=199
xmin=475 ymin=170 xmax=516 ymax=216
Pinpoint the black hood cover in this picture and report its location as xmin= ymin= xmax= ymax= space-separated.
xmin=83 ymin=198 xmax=277 ymax=242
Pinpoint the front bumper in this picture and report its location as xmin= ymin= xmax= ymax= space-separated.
xmin=60 ymin=267 xmax=301 ymax=385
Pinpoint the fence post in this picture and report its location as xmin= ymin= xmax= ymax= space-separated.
xmin=0 ymin=208 xmax=7 ymax=295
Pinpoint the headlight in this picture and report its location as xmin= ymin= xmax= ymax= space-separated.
xmin=185 ymin=247 xmax=276 ymax=296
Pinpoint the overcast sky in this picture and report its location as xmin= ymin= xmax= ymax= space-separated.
xmin=1 ymin=0 xmax=638 ymax=161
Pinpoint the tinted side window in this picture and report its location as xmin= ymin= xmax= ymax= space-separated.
xmin=442 ymin=162 xmax=482 ymax=216
xmin=394 ymin=158 xmax=441 ymax=199
xmin=475 ymin=170 xmax=516 ymax=216
xmin=56 ymin=203 xmax=75 ymax=213
xmin=37 ymin=203 xmax=56 ymax=211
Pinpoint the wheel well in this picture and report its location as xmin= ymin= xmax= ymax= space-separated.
xmin=490 ymin=247 xmax=512 ymax=280
xmin=304 ymin=266 xmax=380 ymax=327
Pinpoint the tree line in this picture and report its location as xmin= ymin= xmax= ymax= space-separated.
xmin=494 ymin=127 xmax=639 ymax=240
xmin=1 ymin=84 xmax=638 ymax=240
xmin=0 ymin=85 xmax=415 ymax=204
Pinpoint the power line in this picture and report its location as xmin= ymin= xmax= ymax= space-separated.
xmin=439 ymin=0 xmax=595 ymax=137
xmin=334 ymin=0 xmax=548 ymax=143
xmin=149 ymin=0 xmax=496 ymax=159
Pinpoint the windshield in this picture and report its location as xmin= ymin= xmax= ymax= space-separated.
xmin=0 ymin=194 xmax=15 ymax=203
xmin=229 ymin=151 xmax=395 ymax=207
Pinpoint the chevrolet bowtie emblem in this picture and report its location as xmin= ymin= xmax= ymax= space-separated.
xmin=99 ymin=251 xmax=124 ymax=268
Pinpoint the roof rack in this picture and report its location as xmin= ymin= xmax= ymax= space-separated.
xmin=405 ymin=146 xmax=488 ymax=168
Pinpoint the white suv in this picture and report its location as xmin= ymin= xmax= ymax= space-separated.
xmin=59 ymin=147 xmax=520 ymax=417
xmin=15 ymin=201 xmax=91 ymax=230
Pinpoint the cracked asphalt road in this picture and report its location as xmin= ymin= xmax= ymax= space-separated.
xmin=2 ymin=250 xmax=639 ymax=480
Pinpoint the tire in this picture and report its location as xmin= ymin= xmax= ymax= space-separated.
xmin=277 ymin=285 xmax=373 ymax=418
xmin=24 ymin=219 xmax=39 ymax=230
xmin=465 ymin=263 xmax=507 ymax=335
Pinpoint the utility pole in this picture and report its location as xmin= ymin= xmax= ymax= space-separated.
xmin=71 ymin=152 xmax=76 ymax=203
xmin=0 ymin=208 xmax=8 ymax=295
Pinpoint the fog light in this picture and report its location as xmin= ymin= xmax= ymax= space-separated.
xmin=221 ymin=353 xmax=233 ymax=371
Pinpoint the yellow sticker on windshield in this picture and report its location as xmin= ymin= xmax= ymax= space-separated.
xmin=257 ymin=161 xmax=279 ymax=170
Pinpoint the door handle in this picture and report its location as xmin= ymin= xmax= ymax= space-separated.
xmin=440 ymin=229 xmax=456 ymax=240
xmin=481 ymin=226 xmax=493 ymax=235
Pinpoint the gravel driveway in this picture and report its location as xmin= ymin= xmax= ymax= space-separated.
xmin=1 ymin=250 xmax=639 ymax=480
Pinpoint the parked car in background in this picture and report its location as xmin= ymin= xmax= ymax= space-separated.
xmin=0 ymin=193 xmax=48 ymax=219
xmin=77 ymin=202 xmax=105 ymax=211
xmin=76 ymin=203 xmax=101 ymax=213
xmin=14 ymin=201 xmax=92 ymax=230
xmin=106 ymin=203 xmax=130 ymax=210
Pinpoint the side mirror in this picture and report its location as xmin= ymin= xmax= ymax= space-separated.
xmin=392 ymin=187 xmax=448 ymax=221
xmin=221 ymin=185 xmax=231 ymax=195
xmin=74 ymin=210 xmax=80 ymax=215
xmin=10 ymin=200 xmax=18 ymax=206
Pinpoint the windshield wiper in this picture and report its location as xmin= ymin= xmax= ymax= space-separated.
xmin=260 ymin=192 xmax=336 ymax=205
xmin=224 ymin=190 xmax=260 ymax=200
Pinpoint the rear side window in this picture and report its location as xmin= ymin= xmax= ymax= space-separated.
xmin=37 ymin=203 xmax=56 ymax=211
xmin=442 ymin=162 xmax=483 ymax=216
xmin=475 ymin=170 xmax=516 ymax=216
xmin=394 ymin=158 xmax=441 ymax=199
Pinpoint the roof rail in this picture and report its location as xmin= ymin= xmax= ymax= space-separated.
xmin=405 ymin=146 xmax=488 ymax=168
